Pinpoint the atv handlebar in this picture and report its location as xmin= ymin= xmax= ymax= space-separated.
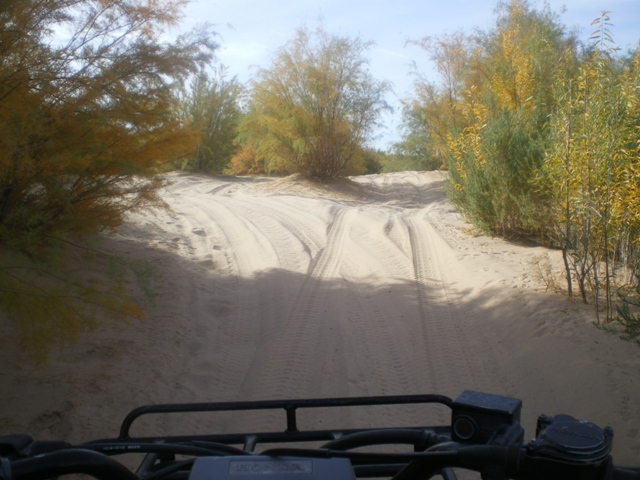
xmin=1 ymin=391 xmax=638 ymax=480
xmin=2 ymin=443 xmax=639 ymax=480
xmin=5 ymin=449 xmax=139 ymax=480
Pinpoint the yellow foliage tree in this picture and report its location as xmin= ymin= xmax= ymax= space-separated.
xmin=0 ymin=0 xmax=214 ymax=245
xmin=543 ymin=13 xmax=640 ymax=321
xmin=0 ymin=0 xmax=216 ymax=360
xmin=487 ymin=5 xmax=533 ymax=112
xmin=406 ymin=32 xmax=472 ymax=164
xmin=238 ymin=26 xmax=390 ymax=179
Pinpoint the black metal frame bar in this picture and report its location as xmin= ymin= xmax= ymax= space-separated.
xmin=108 ymin=394 xmax=453 ymax=449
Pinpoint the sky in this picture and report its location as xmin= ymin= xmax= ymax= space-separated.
xmin=181 ymin=0 xmax=640 ymax=150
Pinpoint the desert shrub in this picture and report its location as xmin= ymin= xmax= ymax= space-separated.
xmin=238 ymin=26 xmax=390 ymax=179
xmin=0 ymin=0 xmax=215 ymax=360
xmin=175 ymin=68 xmax=244 ymax=173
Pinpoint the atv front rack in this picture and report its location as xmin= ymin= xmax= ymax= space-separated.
xmin=7 ymin=392 xmax=634 ymax=480
xmin=100 ymin=394 xmax=454 ymax=452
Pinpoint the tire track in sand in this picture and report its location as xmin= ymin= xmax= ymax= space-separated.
xmin=221 ymin=196 xmax=324 ymax=273
xmin=404 ymin=212 xmax=483 ymax=397
xmin=335 ymin=209 xmax=417 ymax=398
xmin=167 ymin=195 xmax=290 ymax=407
xmin=233 ymin=207 xmax=358 ymax=413
xmin=334 ymin=261 xmax=437 ymax=428
xmin=403 ymin=209 xmax=518 ymax=401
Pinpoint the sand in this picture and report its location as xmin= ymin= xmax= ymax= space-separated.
xmin=1 ymin=171 xmax=639 ymax=466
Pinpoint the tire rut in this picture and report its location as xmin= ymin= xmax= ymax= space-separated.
xmin=233 ymin=207 xmax=358 ymax=411
xmin=403 ymin=213 xmax=483 ymax=399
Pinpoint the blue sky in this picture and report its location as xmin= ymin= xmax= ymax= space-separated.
xmin=182 ymin=0 xmax=640 ymax=150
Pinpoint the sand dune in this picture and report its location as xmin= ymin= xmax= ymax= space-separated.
xmin=1 ymin=171 xmax=639 ymax=465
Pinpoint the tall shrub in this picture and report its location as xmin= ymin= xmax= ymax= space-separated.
xmin=238 ymin=26 xmax=391 ymax=179
xmin=0 ymin=0 xmax=215 ymax=360
xmin=409 ymin=0 xmax=572 ymax=237
xmin=176 ymin=67 xmax=243 ymax=173
xmin=543 ymin=15 xmax=640 ymax=321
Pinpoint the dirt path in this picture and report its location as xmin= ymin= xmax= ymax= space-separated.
xmin=1 ymin=171 xmax=639 ymax=465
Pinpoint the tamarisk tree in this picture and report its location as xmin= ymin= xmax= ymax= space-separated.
xmin=0 ymin=0 xmax=215 ymax=244
xmin=238 ymin=26 xmax=390 ymax=178
xmin=0 ymin=0 xmax=216 ymax=361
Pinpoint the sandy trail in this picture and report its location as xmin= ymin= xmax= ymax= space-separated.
xmin=1 ymin=171 xmax=639 ymax=466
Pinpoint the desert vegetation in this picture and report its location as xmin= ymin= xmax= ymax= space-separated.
xmin=403 ymin=2 xmax=640 ymax=333
xmin=0 ymin=0 xmax=216 ymax=360
xmin=228 ymin=26 xmax=391 ymax=178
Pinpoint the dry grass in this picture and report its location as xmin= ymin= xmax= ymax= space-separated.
xmin=530 ymin=254 xmax=565 ymax=294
